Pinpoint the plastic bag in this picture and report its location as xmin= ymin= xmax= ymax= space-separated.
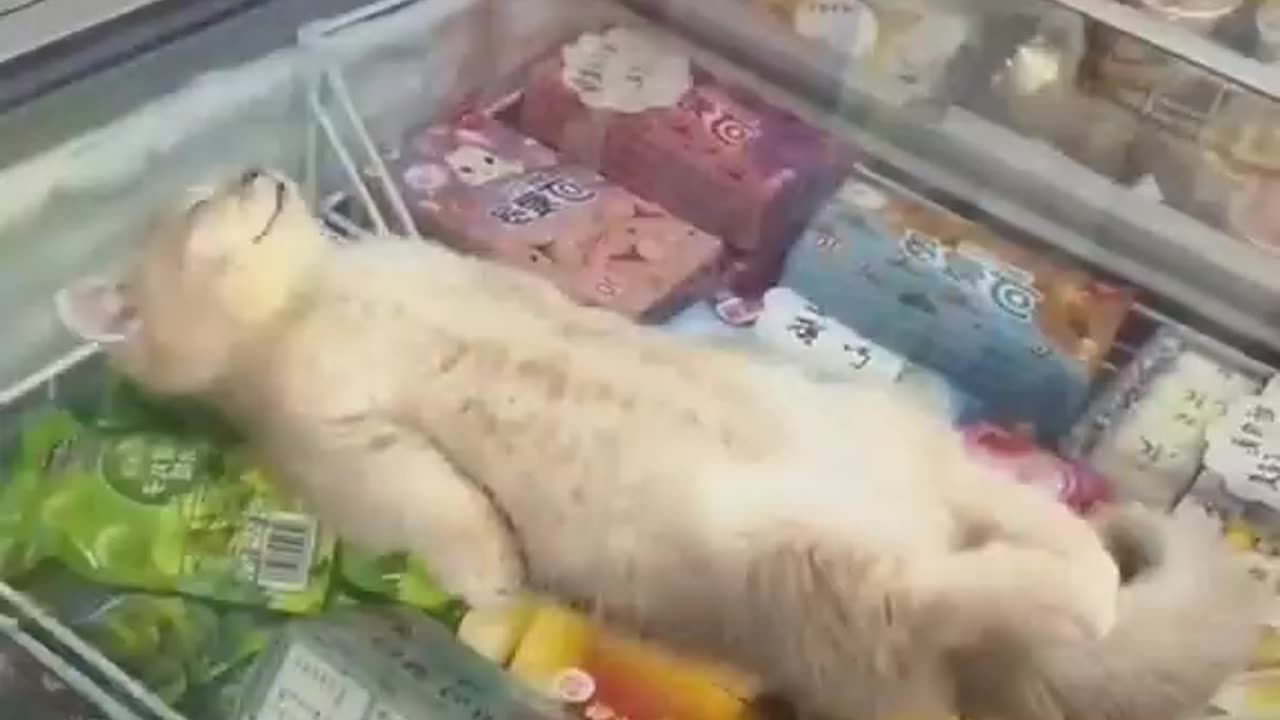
xmin=0 ymin=409 xmax=334 ymax=613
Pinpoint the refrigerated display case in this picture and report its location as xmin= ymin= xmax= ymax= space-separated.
xmin=2 ymin=0 xmax=1279 ymax=717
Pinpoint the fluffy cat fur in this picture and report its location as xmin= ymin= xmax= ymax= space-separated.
xmin=97 ymin=171 xmax=1261 ymax=720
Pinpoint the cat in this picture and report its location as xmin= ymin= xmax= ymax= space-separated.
xmin=68 ymin=170 xmax=1262 ymax=720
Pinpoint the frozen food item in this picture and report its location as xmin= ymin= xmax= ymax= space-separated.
xmin=237 ymin=610 xmax=563 ymax=720
xmin=781 ymin=169 xmax=1134 ymax=438
xmin=995 ymin=8 xmax=1148 ymax=182
xmin=515 ymin=26 xmax=853 ymax=295
xmin=373 ymin=112 xmax=723 ymax=321
xmin=752 ymin=287 xmax=984 ymax=423
xmin=1204 ymin=96 xmax=1280 ymax=252
xmin=17 ymin=566 xmax=277 ymax=705
xmin=0 ymin=623 xmax=137 ymax=720
xmin=750 ymin=0 xmax=973 ymax=108
xmin=457 ymin=600 xmax=538 ymax=665
xmin=338 ymin=546 xmax=453 ymax=614
xmin=0 ymin=410 xmax=335 ymax=613
xmin=961 ymin=423 xmax=1111 ymax=514
xmin=508 ymin=602 xmax=758 ymax=720
xmin=1260 ymin=0 xmax=1280 ymax=61
xmin=1075 ymin=331 xmax=1261 ymax=509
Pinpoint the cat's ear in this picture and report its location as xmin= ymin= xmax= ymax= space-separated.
xmin=55 ymin=275 xmax=140 ymax=344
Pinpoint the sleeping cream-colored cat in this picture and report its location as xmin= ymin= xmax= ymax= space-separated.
xmin=63 ymin=170 xmax=1262 ymax=720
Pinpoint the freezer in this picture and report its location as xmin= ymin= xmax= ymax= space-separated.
xmin=1 ymin=0 xmax=1279 ymax=717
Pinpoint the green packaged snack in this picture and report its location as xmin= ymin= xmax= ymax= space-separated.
xmin=0 ymin=410 xmax=335 ymax=613
xmin=18 ymin=566 xmax=278 ymax=705
xmin=338 ymin=547 xmax=457 ymax=615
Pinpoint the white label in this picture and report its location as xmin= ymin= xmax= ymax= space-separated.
xmin=1207 ymin=396 xmax=1280 ymax=510
xmin=755 ymin=287 xmax=907 ymax=382
xmin=561 ymin=28 xmax=692 ymax=113
xmin=256 ymin=513 xmax=318 ymax=594
xmin=255 ymin=645 xmax=372 ymax=720
xmin=793 ymin=1 xmax=879 ymax=58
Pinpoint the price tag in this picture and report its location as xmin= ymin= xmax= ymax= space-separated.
xmin=755 ymin=287 xmax=907 ymax=382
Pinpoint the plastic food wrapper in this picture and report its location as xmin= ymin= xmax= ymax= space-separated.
xmin=508 ymin=602 xmax=759 ymax=720
xmin=15 ymin=565 xmax=277 ymax=706
xmin=372 ymin=112 xmax=723 ymax=322
xmin=0 ymin=410 xmax=335 ymax=613
xmin=1070 ymin=330 xmax=1261 ymax=509
xmin=782 ymin=168 xmax=1134 ymax=439
xmin=516 ymin=26 xmax=853 ymax=295
xmin=961 ymin=424 xmax=1111 ymax=514
xmin=0 ymin=620 xmax=140 ymax=720
xmin=337 ymin=546 xmax=455 ymax=615
xmin=457 ymin=600 xmax=538 ymax=666
xmin=748 ymin=0 xmax=976 ymax=109
xmin=237 ymin=609 xmax=564 ymax=720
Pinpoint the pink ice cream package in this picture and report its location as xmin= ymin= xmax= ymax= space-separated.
xmin=373 ymin=112 xmax=724 ymax=321
xmin=962 ymin=423 xmax=1111 ymax=514
xmin=514 ymin=27 xmax=854 ymax=296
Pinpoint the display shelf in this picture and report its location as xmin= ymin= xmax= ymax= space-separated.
xmin=1043 ymin=0 xmax=1279 ymax=100
xmin=617 ymin=0 xmax=1280 ymax=358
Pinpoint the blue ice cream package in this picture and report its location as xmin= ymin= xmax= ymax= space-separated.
xmin=781 ymin=168 xmax=1134 ymax=438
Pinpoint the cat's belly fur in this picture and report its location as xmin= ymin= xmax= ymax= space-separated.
xmin=495 ymin=362 xmax=962 ymax=648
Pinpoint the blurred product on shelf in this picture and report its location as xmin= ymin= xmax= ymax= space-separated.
xmin=372 ymin=112 xmax=723 ymax=321
xmin=17 ymin=566 xmax=277 ymax=706
xmin=238 ymin=610 xmax=563 ymax=720
xmin=457 ymin=600 xmax=538 ymax=665
xmin=338 ymin=546 xmax=454 ymax=614
xmin=752 ymin=287 xmax=984 ymax=422
xmin=516 ymin=26 xmax=853 ymax=295
xmin=747 ymin=0 xmax=976 ymax=107
xmin=508 ymin=602 xmax=758 ymax=720
xmin=961 ymin=423 xmax=1112 ymax=514
xmin=1070 ymin=330 xmax=1261 ymax=509
xmin=0 ymin=407 xmax=335 ymax=613
xmin=1203 ymin=94 xmax=1280 ymax=253
xmin=1260 ymin=0 xmax=1280 ymax=61
xmin=0 ymin=623 xmax=131 ymax=720
xmin=782 ymin=168 xmax=1134 ymax=438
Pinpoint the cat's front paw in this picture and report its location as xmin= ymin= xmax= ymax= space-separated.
xmin=433 ymin=530 xmax=526 ymax=609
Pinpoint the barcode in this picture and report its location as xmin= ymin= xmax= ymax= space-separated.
xmin=257 ymin=513 xmax=317 ymax=593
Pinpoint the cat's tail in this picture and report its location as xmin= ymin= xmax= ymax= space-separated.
xmin=955 ymin=503 xmax=1265 ymax=720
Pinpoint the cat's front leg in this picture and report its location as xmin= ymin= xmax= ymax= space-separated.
xmin=278 ymin=424 xmax=525 ymax=609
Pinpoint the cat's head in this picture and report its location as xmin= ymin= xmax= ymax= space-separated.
xmin=59 ymin=170 xmax=326 ymax=396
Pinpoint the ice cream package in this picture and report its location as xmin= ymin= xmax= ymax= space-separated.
xmin=15 ymin=565 xmax=278 ymax=706
xmin=515 ymin=26 xmax=854 ymax=295
xmin=507 ymin=602 xmax=758 ymax=720
xmin=1067 ymin=330 xmax=1262 ymax=509
xmin=781 ymin=167 xmax=1135 ymax=438
xmin=961 ymin=424 xmax=1111 ymax=514
xmin=371 ymin=111 xmax=723 ymax=322
xmin=747 ymin=0 xmax=978 ymax=110
xmin=236 ymin=609 xmax=564 ymax=720
xmin=0 ymin=409 xmax=335 ymax=613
